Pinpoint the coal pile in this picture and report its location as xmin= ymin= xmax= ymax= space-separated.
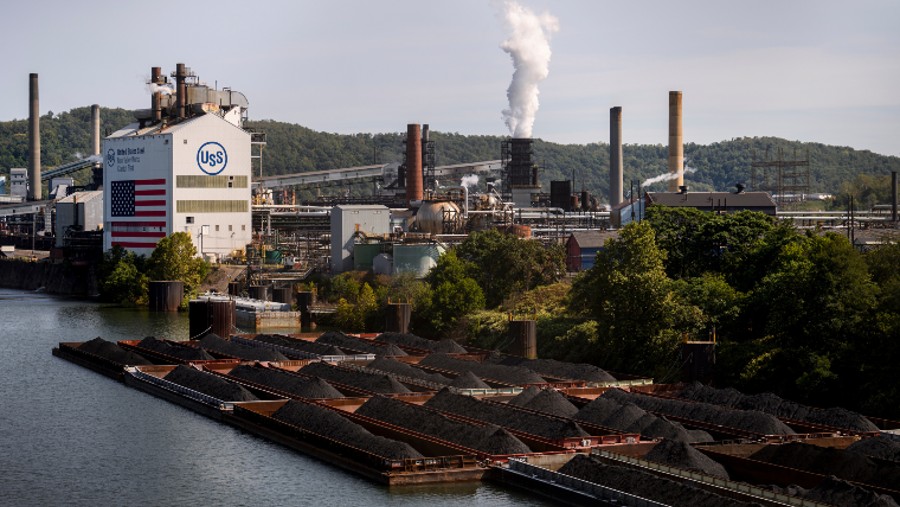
xmin=644 ymin=439 xmax=729 ymax=479
xmin=377 ymin=343 xmax=408 ymax=357
xmin=254 ymin=334 xmax=346 ymax=356
xmin=678 ymin=381 xmax=879 ymax=432
xmin=604 ymin=388 xmax=795 ymax=436
xmin=485 ymin=353 xmax=616 ymax=383
xmin=366 ymin=357 xmax=451 ymax=384
xmin=419 ymin=353 xmax=545 ymax=385
xmin=356 ymin=396 xmax=532 ymax=455
xmin=448 ymin=371 xmax=490 ymax=389
xmin=803 ymin=476 xmax=899 ymax=507
xmin=137 ymin=336 xmax=215 ymax=362
xmin=375 ymin=332 xmax=467 ymax=353
xmin=558 ymin=454 xmax=760 ymax=507
xmin=78 ymin=337 xmax=153 ymax=366
xmin=198 ymin=334 xmax=289 ymax=362
xmin=848 ymin=435 xmax=900 ymax=462
xmin=750 ymin=442 xmax=900 ymax=491
xmin=227 ymin=364 xmax=344 ymax=399
xmin=163 ymin=364 xmax=258 ymax=402
xmin=574 ymin=395 xmax=708 ymax=443
xmin=424 ymin=388 xmax=588 ymax=440
xmin=300 ymin=362 xmax=411 ymax=394
xmin=508 ymin=387 xmax=579 ymax=418
xmin=315 ymin=331 xmax=407 ymax=356
xmin=272 ymin=400 xmax=423 ymax=460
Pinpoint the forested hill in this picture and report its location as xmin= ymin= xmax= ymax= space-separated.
xmin=2 ymin=107 xmax=898 ymax=206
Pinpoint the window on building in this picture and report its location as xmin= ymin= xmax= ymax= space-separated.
xmin=241 ymin=225 xmax=246 ymax=231
xmin=228 ymin=225 xmax=233 ymax=232
xmin=215 ymin=225 xmax=220 ymax=232
xmin=186 ymin=216 xmax=194 ymax=224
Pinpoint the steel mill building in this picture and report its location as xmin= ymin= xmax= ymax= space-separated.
xmin=102 ymin=64 xmax=252 ymax=260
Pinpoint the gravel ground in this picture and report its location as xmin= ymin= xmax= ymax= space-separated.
xmin=366 ymin=357 xmax=451 ymax=384
xmin=137 ymin=336 xmax=215 ymax=361
xmin=227 ymin=364 xmax=344 ymax=399
xmin=678 ymin=382 xmax=879 ymax=432
xmin=485 ymin=353 xmax=616 ymax=382
xmin=448 ymin=371 xmax=491 ymax=389
xmin=253 ymin=334 xmax=346 ymax=356
xmin=508 ymin=387 xmax=579 ymax=418
xmin=644 ymin=439 xmax=729 ymax=479
xmin=847 ymin=435 xmax=900 ymax=462
xmin=424 ymin=388 xmax=589 ymax=440
xmin=558 ymin=454 xmax=761 ymax=507
xmin=375 ymin=332 xmax=467 ymax=353
xmin=299 ymin=361 xmax=412 ymax=394
xmin=271 ymin=399 xmax=423 ymax=460
xmin=78 ymin=337 xmax=153 ymax=366
xmin=750 ymin=442 xmax=900 ymax=490
xmin=162 ymin=364 xmax=258 ymax=401
xmin=197 ymin=333 xmax=289 ymax=361
xmin=315 ymin=331 xmax=407 ymax=356
xmin=419 ymin=353 xmax=546 ymax=385
xmin=574 ymin=395 xmax=708 ymax=443
xmin=604 ymin=388 xmax=795 ymax=436
xmin=355 ymin=396 xmax=531 ymax=455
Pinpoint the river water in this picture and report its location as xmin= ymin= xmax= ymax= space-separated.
xmin=0 ymin=288 xmax=551 ymax=506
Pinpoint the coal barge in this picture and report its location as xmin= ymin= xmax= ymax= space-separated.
xmin=53 ymin=333 xmax=900 ymax=505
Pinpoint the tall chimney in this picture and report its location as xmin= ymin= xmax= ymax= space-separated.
xmin=91 ymin=104 xmax=101 ymax=157
xmin=175 ymin=63 xmax=186 ymax=119
xmin=668 ymin=91 xmax=684 ymax=192
xmin=609 ymin=106 xmax=624 ymax=207
xmin=151 ymin=66 xmax=162 ymax=122
xmin=892 ymin=170 xmax=898 ymax=222
xmin=28 ymin=73 xmax=41 ymax=201
xmin=405 ymin=124 xmax=423 ymax=205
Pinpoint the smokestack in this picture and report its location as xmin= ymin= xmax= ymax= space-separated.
xmin=405 ymin=123 xmax=423 ymax=205
xmin=28 ymin=73 xmax=41 ymax=201
xmin=668 ymin=91 xmax=683 ymax=193
xmin=151 ymin=66 xmax=162 ymax=122
xmin=175 ymin=63 xmax=186 ymax=119
xmin=609 ymin=106 xmax=623 ymax=207
xmin=91 ymin=104 xmax=101 ymax=157
xmin=892 ymin=171 xmax=898 ymax=222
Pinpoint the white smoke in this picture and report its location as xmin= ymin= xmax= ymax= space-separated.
xmin=460 ymin=174 xmax=479 ymax=188
xmin=499 ymin=0 xmax=559 ymax=138
xmin=641 ymin=163 xmax=697 ymax=188
xmin=149 ymin=82 xmax=175 ymax=96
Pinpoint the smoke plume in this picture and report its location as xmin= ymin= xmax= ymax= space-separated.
xmin=460 ymin=174 xmax=479 ymax=188
xmin=500 ymin=1 xmax=559 ymax=138
xmin=641 ymin=163 xmax=697 ymax=188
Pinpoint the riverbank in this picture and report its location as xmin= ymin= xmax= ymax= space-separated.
xmin=0 ymin=257 xmax=97 ymax=295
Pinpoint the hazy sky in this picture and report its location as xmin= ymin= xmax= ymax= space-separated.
xmin=3 ymin=1 xmax=898 ymax=157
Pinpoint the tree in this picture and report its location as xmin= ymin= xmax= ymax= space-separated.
xmin=455 ymin=229 xmax=564 ymax=307
xmin=98 ymin=246 xmax=148 ymax=306
xmin=146 ymin=232 xmax=209 ymax=306
xmin=418 ymin=250 xmax=485 ymax=337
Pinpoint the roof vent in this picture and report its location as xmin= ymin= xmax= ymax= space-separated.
xmin=735 ymin=183 xmax=746 ymax=194
xmin=678 ymin=185 xmax=689 ymax=194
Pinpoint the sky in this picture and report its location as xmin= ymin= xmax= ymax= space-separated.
xmin=2 ymin=0 xmax=899 ymax=157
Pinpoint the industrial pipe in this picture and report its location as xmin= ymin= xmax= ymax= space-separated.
xmin=151 ymin=66 xmax=162 ymax=122
xmin=175 ymin=63 xmax=186 ymax=119
xmin=91 ymin=104 xmax=101 ymax=156
xmin=405 ymin=124 xmax=423 ymax=205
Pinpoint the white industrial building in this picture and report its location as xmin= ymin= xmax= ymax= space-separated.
xmin=103 ymin=64 xmax=252 ymax=260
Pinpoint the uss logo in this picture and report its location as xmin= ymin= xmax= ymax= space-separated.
xmin=197 ymin=141 xmax=228 ymax=175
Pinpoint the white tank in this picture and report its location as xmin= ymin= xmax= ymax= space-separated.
xmin=414 ymin=201 xmax=461 ymax=235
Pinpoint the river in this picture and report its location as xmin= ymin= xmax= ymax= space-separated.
xmin=0 ymin=288 xmax=551 ymax=506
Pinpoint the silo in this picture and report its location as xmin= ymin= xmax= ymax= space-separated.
xmin=508 ymin=319 xmax=537 ymax=359
xmin=148 ymin=280 xmax=184 ymax=312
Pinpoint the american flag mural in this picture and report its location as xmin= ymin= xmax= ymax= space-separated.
xmin=109 ymin=178 xmax=167 ymax=249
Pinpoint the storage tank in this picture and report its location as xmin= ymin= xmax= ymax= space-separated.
xmin=393 ymin=243 xmax=444 ymax=278
xmin=414 ymin=201 xmax=461 ymax=235
xmin=353 ymin=243 xmax=383 ymax=271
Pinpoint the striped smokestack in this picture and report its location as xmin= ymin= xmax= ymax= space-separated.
xmin=609 ymin=106 xmax=623 ymax=207
xmin=28 ymin=73 xmax=41 ymax=201
xmin=668 ymin=91 xmax=683 ymax=192
xmin=405 ymin=123 xmax=423 ymax=205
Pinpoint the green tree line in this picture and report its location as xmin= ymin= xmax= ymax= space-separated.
xmin=2 ymin=107 xmax=898 ymax=207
